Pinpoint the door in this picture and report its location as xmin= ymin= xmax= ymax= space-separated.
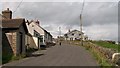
xmin=38 ymin=38 xmax=40 ymax=49
xmin=19 ymin=33 xmax=23 ymax=54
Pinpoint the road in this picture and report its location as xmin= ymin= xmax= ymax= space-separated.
xmin=3 ymin=43 xmax=99 ymax=66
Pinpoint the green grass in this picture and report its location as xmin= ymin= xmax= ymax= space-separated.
xmin=90 ymin=48 xmax=112 ymax=67
xmin=78 ymin=41 xmax=113 ymax=66
xmin=2 ymin=53 xmax=13 ymax=64
xmin=71 ymin=40 xmax=118 ymax=66
xmin=65 ymin=40 xmax=118 ymax=66
xmin=2 ymin=54 xmax=26 ymax=64
xmin=3 ymin=47 xmax=37 ymax=64
xmin=92 ymin=41 xmax=120 ymax=52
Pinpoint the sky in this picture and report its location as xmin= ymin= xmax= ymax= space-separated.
xmin=1 ymin=0 xmax=119 ymax=41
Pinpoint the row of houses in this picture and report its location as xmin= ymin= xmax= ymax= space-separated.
xmin=1 ymin=8 xmax=53 ymax=56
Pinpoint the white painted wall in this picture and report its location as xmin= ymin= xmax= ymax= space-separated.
xmin=26 ymin=21 xmax=53 ymax=46
xmin=26 ymin=22 xmax=44 ymax=36
xmin=65 ymin=30 xmax=83 ymax=40
xmin=26 ymin=22 xmax=44 ymax=47
xmin=33 ymin=37 xmax=38 ymax=47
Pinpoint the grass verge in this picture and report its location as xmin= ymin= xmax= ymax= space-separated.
xmin=75 ymin=41 xmax=113 ymax=67
xmin=89 ymin=47 xmax=112 ymax=67
xmin=2 ymin=54 xmax=26 ymax=64
xmin=2 ymin=47 xmax=36 ymax=64
xmin=91 ymin=41 xmax=120 ymax=52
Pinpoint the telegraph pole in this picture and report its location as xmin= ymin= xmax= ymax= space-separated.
xmin=59 ymin=27 xmax=61 ymax=45
xmin=80 ymin=0 xmax=85 ymax=46
xmin=80 ymin=14 xmax=83 ymax=46
xmin=59 ymin=27 xmax=61 ymax=37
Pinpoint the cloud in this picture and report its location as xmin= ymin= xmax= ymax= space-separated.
xmin=84 ymin=24 xmax=118 ymax=41
xmin=1 ymin=0 xmax=120 ymax=2
xmin=2 ymin=2 xmax=118 ymax=41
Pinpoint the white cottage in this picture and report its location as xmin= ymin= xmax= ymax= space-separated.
xmin=38 ymin=26 xmax=53 ymax=47
xmin=26 ymin=20 xmax=41 ymax=49
xmin=64 ymin=30 xmax=84 ymax=41
xmin=26 ymin=20 xmax=53 ymax=48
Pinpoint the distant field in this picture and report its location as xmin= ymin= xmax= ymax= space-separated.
xmin=91 ymin=41 xmax=120 ymax=52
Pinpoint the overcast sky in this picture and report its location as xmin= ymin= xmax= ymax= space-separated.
xmin=1 ymin=0 xmax=119 ymax=41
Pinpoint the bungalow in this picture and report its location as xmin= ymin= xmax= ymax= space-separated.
xmin=2 ymin=8 xmax=28 ymax=56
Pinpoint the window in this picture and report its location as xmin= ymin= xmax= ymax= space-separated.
xmin=34 ymin=30 xmax=40 ymax=37
xmin=64 ymin=34 xmax=68 ymax=38
xmin=32 ymin=25 xmax=34 ymax=27
xmin=40 ymin=36 xmax=43 ymax=42
xmin=72 ymin=33 xmax=74 ymax=36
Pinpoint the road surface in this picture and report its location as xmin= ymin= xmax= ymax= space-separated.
xmin=3 ymin=43 xmax=99 ymax=66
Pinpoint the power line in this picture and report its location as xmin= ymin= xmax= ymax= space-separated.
xmin=13 ymin=0 xmax=23 ymax=14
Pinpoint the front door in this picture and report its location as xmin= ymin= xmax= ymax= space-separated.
xmin=38 ymin=38 xmax=40 ymax=49
xmin=19 ymin=33 xmax=23 ymax=54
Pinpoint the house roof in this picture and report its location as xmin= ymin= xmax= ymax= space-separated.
xmin=31 ymin=21 xmax=52 ymax=37
xmin=2 ymin=18 xmax=25 ymax=28
xmin=42 ymin=28 xmax=52 ymax=37
xmin=65 ymin=29 xmax=84 ymax=35
xmin=2 ymin=18 xmax=28 ymax=33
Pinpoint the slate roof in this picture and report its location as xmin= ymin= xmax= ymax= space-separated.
xmin=2 ymin=19 xmax=24 ymax=28
xmin=1 ymin=18 xmax=28 ymax=33
xmin=65 ymin=30 xmax=84 ymax=35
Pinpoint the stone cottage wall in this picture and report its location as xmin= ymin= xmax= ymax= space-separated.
xmin=25 ymin=35 xmax=38 ymax=49
xmin=6 ymin=32 xmax=17 ymax=55
xmin=2 ymin=32 xmax=17 ymax=63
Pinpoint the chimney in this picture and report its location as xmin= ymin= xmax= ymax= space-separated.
xmin=68 ymin=29 xmax=70 ymax=32
xmin=36 ymin=20 xmax=40 ymax=25
xmin=2 ymin=8 xmax=12 ymax=19
xmin=26 ymin=20 xmax=30 ymax=25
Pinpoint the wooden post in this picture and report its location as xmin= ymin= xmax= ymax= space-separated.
xmin=80 ymin=14 xmax=83 ymax=46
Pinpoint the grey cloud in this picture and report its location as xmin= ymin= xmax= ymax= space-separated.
xmin=13 ymin=2 xmax=117 ymax=26
xmin=2 ymin=2 xmax=118 ymax=40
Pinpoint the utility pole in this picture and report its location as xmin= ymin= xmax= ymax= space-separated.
xmin=80 ymin=14 xmax=83 ymax=46
xmin=59 ymin=27 xmax=61 ymax=37
xmin=59 ymin=27 xmax=61 ymax=45
xmin=80 ymin=0 xmax=85 ymax=46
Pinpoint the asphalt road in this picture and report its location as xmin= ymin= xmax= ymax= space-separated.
xmin=3 ymin=43 xmax=99 ymax=66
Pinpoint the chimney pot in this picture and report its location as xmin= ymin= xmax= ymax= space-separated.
xmin=2 ymin=8 xmax=12 ymax=19
xmin=68 ymin=29 xmax=70 ymax=32
xmin=36 ymin=20 xmax=40 ymax=25
xmin=7 ymin=8 xmax=9 ymax=11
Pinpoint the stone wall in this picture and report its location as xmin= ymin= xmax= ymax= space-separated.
xmin=6 ymin=32 xmax=17 ymax=55
xmin=83 ymin=42 xmax=118 ymax=65
xmin=2 ymin=32 xmax=14 ymax=63
xmin=25 ymin=35 xmax=38 ymax=49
